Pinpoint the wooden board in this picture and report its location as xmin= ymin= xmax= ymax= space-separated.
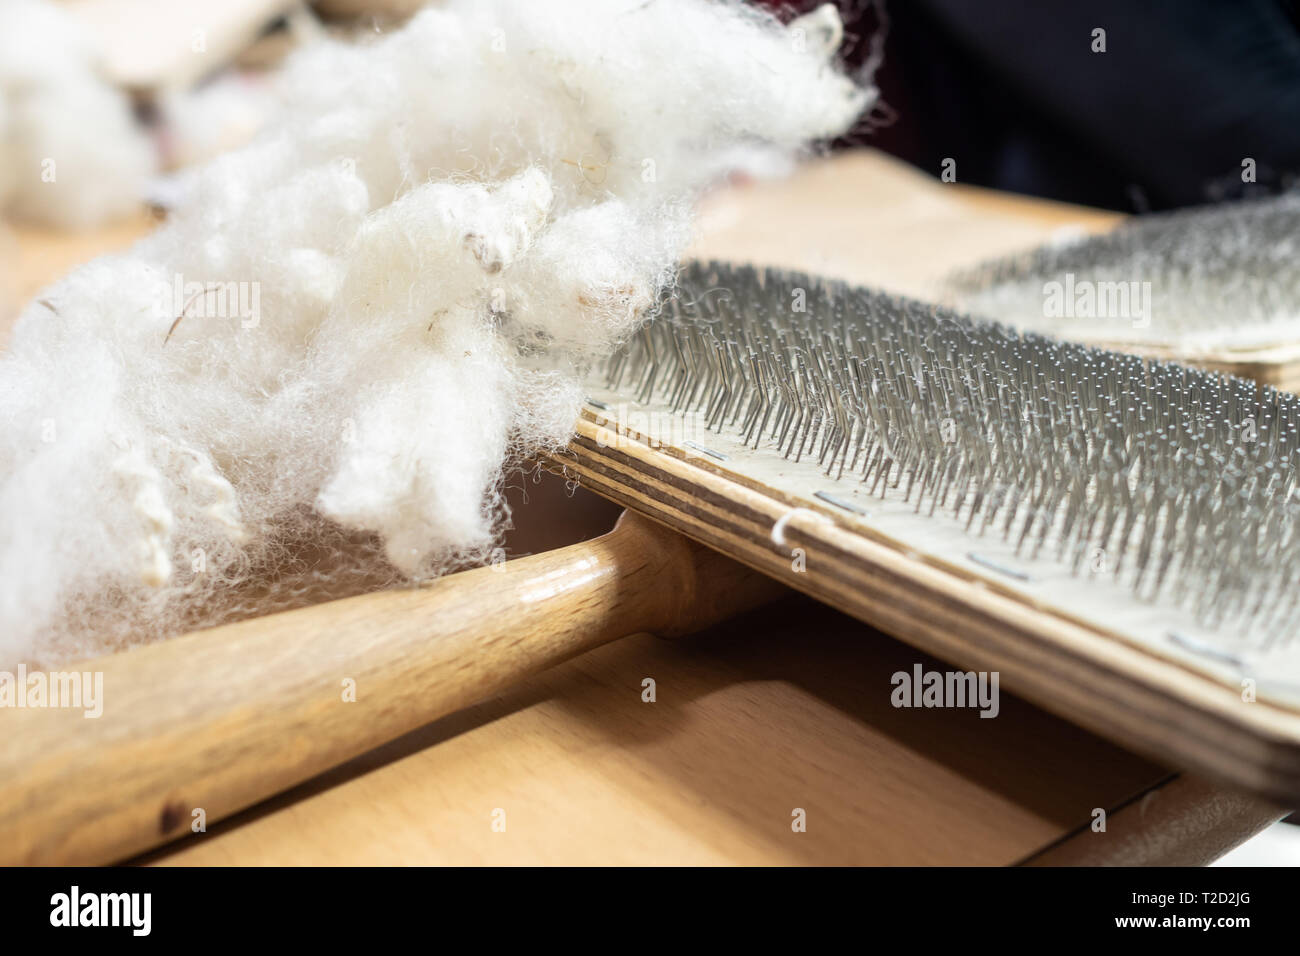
xmin=146 ymin=592 xmax=1198 ymax=866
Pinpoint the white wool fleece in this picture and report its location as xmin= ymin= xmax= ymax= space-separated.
xmin=0 ymin=0 xmax=154 ymax=228
xmin=0 ymin=0 xmax=872 ymax=666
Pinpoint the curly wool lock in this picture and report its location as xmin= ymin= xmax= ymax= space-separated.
xmin=0 ymin=0 xmax=872 ymax=666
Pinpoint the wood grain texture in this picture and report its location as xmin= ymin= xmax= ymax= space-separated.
xmin=554 ymin=415 xmax=1300 ymax=804
xmin=0 ymin=512 xmax=777 ymax=864
xmin=690 ymin=149 xmax=1123 ymax=298
xmin=148 ymin=597 xmax=1172 ymax=866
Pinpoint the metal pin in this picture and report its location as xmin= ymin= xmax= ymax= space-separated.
xmin=1167 ymin=632 xmax=1244 ymax=669
xmin=966 ymin=552 xmax=1033 ymax=583
xmin=682 ymin=440 xmax=729 ymax=461
xmin=813 ymin=491 xmax=869 ymax=515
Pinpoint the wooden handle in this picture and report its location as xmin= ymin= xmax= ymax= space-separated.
xmin=0 ymin=511 xmax=779 ymax=865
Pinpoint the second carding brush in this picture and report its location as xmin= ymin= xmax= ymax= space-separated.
xmin=942 ymin=191 xmax=1300 ymax=385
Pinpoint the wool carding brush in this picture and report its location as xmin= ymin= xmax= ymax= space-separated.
xmin=564 ymin=260 xmax=1300 ymax=798
xmin=942 ymin=191 xmax=1300 ymax=386
xmin=6 ymin=259 xmax=1300 ymax=866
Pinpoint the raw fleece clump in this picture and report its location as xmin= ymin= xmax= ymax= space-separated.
xmin=0 ymin=0 xmax=872 ymax=666
xmin=0 ymin=0 xmax=154 ymax=228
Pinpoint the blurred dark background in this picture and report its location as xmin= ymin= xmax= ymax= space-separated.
xmin=764 ymin=0 xmax=1300 ymax=212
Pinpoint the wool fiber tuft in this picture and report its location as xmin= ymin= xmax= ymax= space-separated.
xmin=0 ymin=0 xmax=872 ymax=665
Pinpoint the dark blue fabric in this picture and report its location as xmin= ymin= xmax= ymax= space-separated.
xmin=862 ymin=0 xmax=1300 ymax=211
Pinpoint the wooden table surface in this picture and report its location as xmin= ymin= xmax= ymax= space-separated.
xmin=4 ymin=149 xmax=1285 ymax=865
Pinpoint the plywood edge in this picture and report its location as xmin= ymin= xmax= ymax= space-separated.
xmin=551 ymin=416 xmax=1300 ymax=804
